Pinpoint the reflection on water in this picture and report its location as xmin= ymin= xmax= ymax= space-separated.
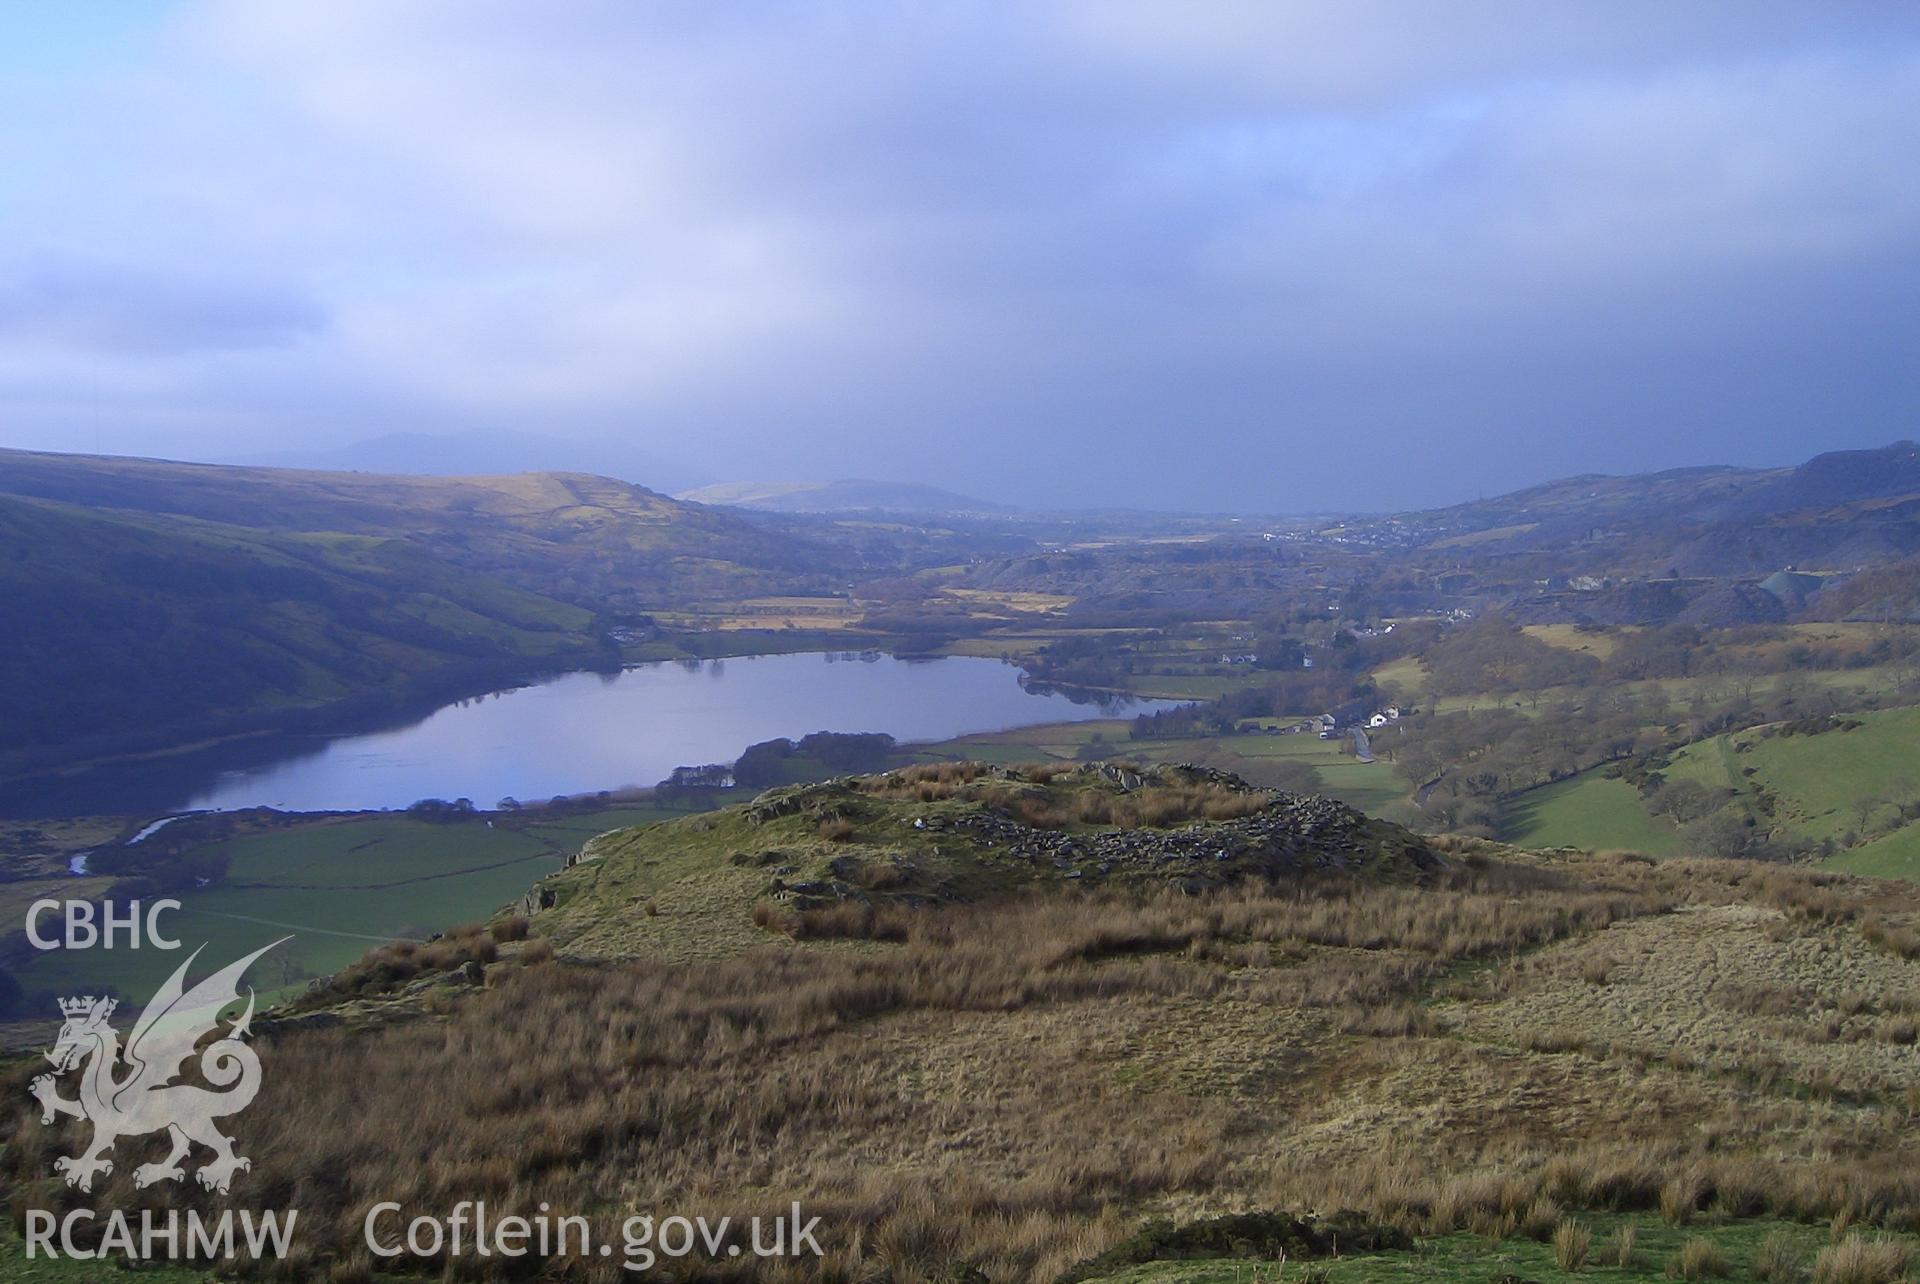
xmin=2 ymin=653 xmax=1176 ymax=818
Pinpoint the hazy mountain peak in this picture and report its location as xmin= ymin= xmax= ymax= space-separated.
xmin=677 ymin=478 xmax=1010 ymax=515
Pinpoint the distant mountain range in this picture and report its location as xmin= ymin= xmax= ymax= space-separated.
xmin=678 ymin=478 xmax=1009 ymax=515
xmin=1367 ymin=441 xmax=1920 ymax=577
xmin=240 ymin=429 xmax=715 ymax=496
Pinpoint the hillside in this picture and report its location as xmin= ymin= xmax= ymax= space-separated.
xmin=0 ymin=448 xmax=846 ymax=607
xmin=0 ymin=449 xmax=889 ymax=778
xmin=1397 ymin=464 xmax=1780 ymax=545
xmin=243 ymin=428 xmax=714 ymax=495
xmin=1711 ymin=441 xmax=1920 ymax=520
xmin=15 ymin=768 xmax=1919 ymax=1281
xmin=0 ymin=492 xmax=598 ymax=773
xmin=1399 ymin=442 xmax=1920 ymax=545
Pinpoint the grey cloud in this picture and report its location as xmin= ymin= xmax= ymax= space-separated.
xmin=0 ymin=3 xmax=1916 ymax=509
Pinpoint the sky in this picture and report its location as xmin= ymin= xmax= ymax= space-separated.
xmin=0 ymin=3 xmax=1917 ymax=513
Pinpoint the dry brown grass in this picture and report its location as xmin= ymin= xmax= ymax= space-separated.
xmin=9 ymin=849 xmax=1920 ymax=1281
xmin=1861 ymin=914 xmax=1920 ymax=960
xmin=1519 ymin=1196 xmax=1564 ymax=1242
xmin=1754 ymin=1227 xmax=1808 ymax=1284
xmin=1555 ymin=1218 xmax=1594 ymax=1270
xmin=1664 ymin=1172 xmax=1710 ymax=1225
xmin=1814 ymin=1235 xmax=1914 ymax=1284
xmin=1674 ymin=1236 xmax=1734 ymax=1280
xmin=295 ymin=922 xmax=507 ymax=1005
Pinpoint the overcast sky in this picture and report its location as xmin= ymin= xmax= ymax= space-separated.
xmin=1 ymin=3 xmax=1917 ymax=512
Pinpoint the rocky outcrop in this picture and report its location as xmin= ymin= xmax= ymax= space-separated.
xmin=934 ymin=790 xmax=1435 ymax=888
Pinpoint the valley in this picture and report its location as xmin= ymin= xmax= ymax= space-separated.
xmin=8 ymin=444 xmax=1920 ymax=1282
xmin=7 ymin=15 xmax=1919 ymax=1281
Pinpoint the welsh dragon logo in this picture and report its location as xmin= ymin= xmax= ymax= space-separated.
xmin=30 ymin=939 xmax=287 ymax=1194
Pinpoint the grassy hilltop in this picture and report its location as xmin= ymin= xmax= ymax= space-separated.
xmin=526 ymin=762 xmax=1435 ymax=961
xmin=9 ymin=763 xmax=1920 ymax=1282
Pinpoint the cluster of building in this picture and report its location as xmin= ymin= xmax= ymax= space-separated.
xmin=1240 ymin=702 xmax=1406 ymax=742
xmin=1313 ymin=701 xmax=1403 ymax=738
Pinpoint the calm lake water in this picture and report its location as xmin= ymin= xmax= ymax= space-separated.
xmin=6 ymin=653 xmax=1176 ymax=818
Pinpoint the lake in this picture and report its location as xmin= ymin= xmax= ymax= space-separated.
xmin=3 ymin=653 xmax=1176 ymax=818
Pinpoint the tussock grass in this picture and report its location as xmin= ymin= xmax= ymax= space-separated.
xmin=1673 ymin=1236 xmax=1733 ymax=1280
xmin=1555 ymin=1218 xmax=1594 ymax=1270
xmin=1755 ymin=868 xmax=1861 ymax=925
xmin=1519 ymin=1196 xmax=1564 ymax=1242
xmin=294 ymin=921 xmax=511 ymax=1005
xmin=1662 ymin=1166 xmax=1717 ymax=1225
xmin=1612 ymin=1223 xmax=1641 ymax=1268
xmin=1861 ymin=914 xmax=1920 ymax=960
xmin=1755 ymin=1227 xmax=1808 ymax=1283
xmin=1815 ymin=1235 xmax=1914 ymax=1284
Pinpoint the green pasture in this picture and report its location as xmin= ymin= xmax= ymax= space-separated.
xmin=1085 ymin=1214 xmax=1909 ymax=1284
xmin=9 ymin=808 xmax=669 ymax=1004
xmin=1667 ymin=705 xmax=1920 ymax=845
xmin=1826 ymin=823 xmax=1920 ymax=880
xmin=1499 ymin=771 xmax=1681 ymax=856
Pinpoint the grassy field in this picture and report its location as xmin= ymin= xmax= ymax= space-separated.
xmin=1522 ymin=621 xmax=1631 ymax=659
xmin=1116 ymin=673 xmax=1272 ymax=700
xmin=1494 ymin=706 xmax=1920 ymax=874
xmin=7 ymin=807 xmax=678 ymax=1006
xmin=1827 ymin=824 xmax=1920 ymax=880
xmin=1084 ymin=1215 xmax=1912 ymax=1284
xmin=652 ymin=595 xmax=864 ymax=631
xmin=940 ymin=587 xmax=1075 ymax=614
xmin=1408 ymin=665 xmax=1916 ymax=719
xmin=4 ymin=1210 xmax=1905 ymax=1284
xmin=1501 ymin=772 xmax=1682 ymax=856
xmin=1667 ymin=706 xmax=1920 ymax=846
xmin=1426 ymin=520 xmax=1539 ymax=548
xmin=1371 ymin=654 xmax=1429 ymax=695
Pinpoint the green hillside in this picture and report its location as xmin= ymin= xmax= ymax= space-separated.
xmin=1501 ymin=706 xmax=1920 ymax=876
xmin=0 ymin=493 xmax=603 ymax=773
xmin=1665 ymin=707 xmax=1920 ymax=845
xmin=0 ymin=449 xmax=885 ymax=778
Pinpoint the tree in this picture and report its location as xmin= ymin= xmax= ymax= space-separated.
xmin=1687 ymin=807 xmax=1756 ymax=859
xmin=1851 ymin=794 xmax=1888 ymax=833
xmin=1253 ymin=636 xmax=1305 ymax=670
xmin=733 ymin=738 xmax=796 ymax=789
